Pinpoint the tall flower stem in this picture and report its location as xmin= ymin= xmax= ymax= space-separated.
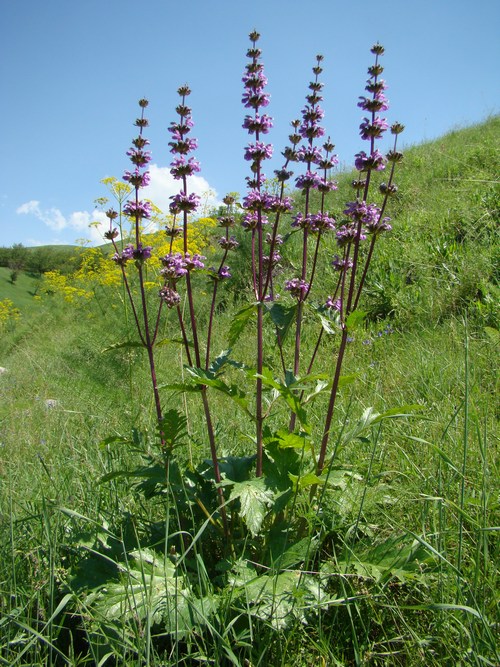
xmin=315 ymin=44 xmax=402 ymax=475
xmin=167 ymin=90 xmax=228 ymax=533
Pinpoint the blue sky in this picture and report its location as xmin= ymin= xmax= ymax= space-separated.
xmin=1 ymin=0 xmax=498 ymax=247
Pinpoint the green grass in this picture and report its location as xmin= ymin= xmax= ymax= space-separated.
xmin=0 ymin=266 xmax=45 ymax=308
xmin=0 ymin=118 xmax=498 ymax=666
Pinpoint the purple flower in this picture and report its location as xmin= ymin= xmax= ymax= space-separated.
xmin=132 ymin=243 xmax=153 ymax=261
xmin=218 ymin=215 xmax=236 ymax=228
xmin=218 ymin=236 xmax=239 ymax=250
xmin=241 ymin=90 xmax=271 ymax=109
xmin=168 ymin=119 xmax=194 ymax=138
xmin=365 ymin=216 xmax=392 ymax=235
xmin=111 ymin=251 xmax=129 ymax=266
xmin=295 ymin=170 xmax=323 ymax=190
xmin=242 ymin=190 xmax=268 ymax=211
xmin=114 ymin=243 xmax=152 ymax=263
xmin=263 ymin=194 xmax=293 ymax=213
xmin=126 ymin=148 xmax=152 ymax=167
xmin=169 ymin=192 xmax=200 ymax=214
xmin=218 ymin=265 xmax=232 ymax=280
xmin=311 ymin=212 xmax=336 ymax=232
xmin=242 ymin=70 xmax=268 ymax=90
xmin=104 ymin=228 xmax=119 ymax=240
xmin=244 ymin=141 xmax=273 ymax=162
xmin=159 ymin=286 xmax=181 ymax=308
xmin=243 ymin=113 xmax=274 ymax=134
xmin=184 ymin=252 xmax=205 ymax=271
xmin=344 ymin=201 xmax=381 ymax=225
xmin=262 ymin=252 xmax=281 ymax=268
xmin=170 ymin=156 xmax=201 ymax=179
xmin=296 ymin=145 xmax=324 ymax=164
xmin=301 ymin=105 xmax=325 ymax=124
xmin=317 ymin=178 xmax=338 ymax=193
xmin=331 ymin=255 xmax=353 ymax=272
xmin=160 ymin=252 xmax=188 ymax=279
xmin=168 ymin=137 xmax=198 ymax=154
xmin=336 ymin=224 xmax=367 ymax=247
xmin=357 ymin=92 xmax=389 ymax=112
xmin=291 ymin=212 xmax=316 ymax=231
xmin=285 ymin=278 xmax=310 ymax=300
xmin=359 ymin=116 xmax=390 ymax=140
xmin=365 ymin=78 xmax=387 ymax=95
xmin=123 ymin=200 xmax=153 ymax=219
xmin=242 ymin=211 xmax=268 ymax=229
xmin=123 ymin=170 xmax=151 ymax=187
xmin=325 ymin=296 xmax=341 ymax=310
xmin=354 ymin=149 xmax=386 ymax=172
xmin=266 ymin=233 xmax=283 ymax=245
xmin=122 ymin=245 xmax=135 ymax=260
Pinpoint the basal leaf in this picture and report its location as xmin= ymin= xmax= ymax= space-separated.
xmin=229 ymin=479 xmax=274 ymax=537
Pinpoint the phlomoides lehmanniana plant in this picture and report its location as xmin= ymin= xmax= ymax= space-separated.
xmin=103 ymin=32 xmax=412 ymax=541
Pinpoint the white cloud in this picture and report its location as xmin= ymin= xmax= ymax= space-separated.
xmin=16 ymin=200 xmax=41 ymax=215
xmin=16 ymin=201 xmax=108 ymax=244
xmin=143 ymin=164 xmax=222 ymax=217
xmin=15 ymin=167 xmax=222 ymax=246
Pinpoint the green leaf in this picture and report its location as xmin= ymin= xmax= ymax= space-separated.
xmin=289 ymin=467 xmax=354 ymax=492
xmin=228 ymin=303 xmax=257 ymax=347
xmin=342 ymin=404 xmax=424 ymax=444
xmin=217 ymin=455 xmax=256 ymax=482
xmin=208 ymin=348 xmax=232 ymax=375
xmin=337 ymin=534 xmax=437 ymax=584
xmin=159 ymin=408 xmax=188 ymax=449
xmin=269 ymin=535 xmax=319 ymax=570
xmin=370 ymin=403 xmax=425 ymax=424
xmin=234 ymin=570 xmax=330 ymax=629
xmin=317 ymin=309 xmax=340 ymax=335
xmin=84 ymin=549 xmax=219 ymax=638
xmin=101 ymin=340 xmax=144 ymax=352
xmin=186 ymin=366 xmax=252 ymax=417
xmin=272 ymin=428 xmax=311 ymax=451
xmin=289 ymin=471 xmax=324 ymax=491
xmin=345 ymin=310 xmax=367 ymax=330
xmin=255 ymin=367 xmax=309 ymax=430
xmin=265 ymin=302 xmax=297 ymax=340
xmin=229 ymin=479 xmax=274 ymax=537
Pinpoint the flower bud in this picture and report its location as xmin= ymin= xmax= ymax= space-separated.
xmin=379 ymin=183 xmax=399 ymax=196
xmin=386 ymin=150 xmax=404 ymax=163
xmin=391 ymin=122 xmax=405 ymax=135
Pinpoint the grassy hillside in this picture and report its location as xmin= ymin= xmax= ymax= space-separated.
xmin=0 ymin=119 xmax=498 ymax=666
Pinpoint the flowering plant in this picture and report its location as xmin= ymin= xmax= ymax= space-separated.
xmin=104 ymin=33 xmax=406 ymax=541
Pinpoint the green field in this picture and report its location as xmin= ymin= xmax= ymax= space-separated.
xmin=0 ymin=118 xmax=498 ymax=666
